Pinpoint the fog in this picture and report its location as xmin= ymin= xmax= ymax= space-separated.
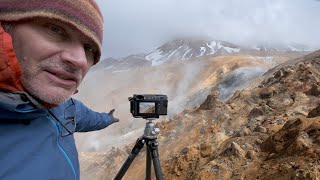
xmin=218 ymin=66 xmax=267 ymax=99
xmin=74 ymin=0 xmax=319 ymax=152
xmin=74 ymin=60 xmax=207 ymax=151
xmin=74 ymin=53 xmax=280 ymax=152
xmin=97 ymin=0 xmax=320 ymax=59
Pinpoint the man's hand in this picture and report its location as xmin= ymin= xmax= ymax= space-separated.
xmin=108 ymin=109 xmax=120 ymax=123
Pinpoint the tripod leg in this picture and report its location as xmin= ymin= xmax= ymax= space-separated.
xmin=147 ymin=139 xmax=163 ymax=180
xmin=146 ymin=146 xmax=152 ymax=180
xmin=114 ymin=137 xmax=145 ymax=180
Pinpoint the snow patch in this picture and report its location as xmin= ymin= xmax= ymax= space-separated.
xmin=198 ymin=47 xmax=206 ymax=57
xmin=207 ymin=42 xmax=217 ymax=55
xmin=182 ymin=48 xmax=192 ymax=59
xmin=217 ymin=42 xmax=223 ymax=49
xmin=168 ymin=49 xmax=179 ymax=59
xmin=288 ymin=45 xmax=301 ymax=52
xmin=146 ymin=49 xmax=163 ymax=61
xmin=224 ymin=47 xmax=240 ymax=53
xmin=146 ymin=49 xmax=168 ymax=66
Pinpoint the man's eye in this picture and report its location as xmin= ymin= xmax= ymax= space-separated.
xmin=84 ymin=44 xmax=97 ymax=53
xmin=47 ymin=24 xmax=66 ymax=36
xmin=84 ymin=44 xmax=97 ymax=63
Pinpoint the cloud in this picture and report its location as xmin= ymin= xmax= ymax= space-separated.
xmin=96 ymin=0 xmax=320 ymax=58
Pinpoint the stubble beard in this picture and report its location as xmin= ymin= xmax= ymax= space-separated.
xmin=20 ymin=61 xmax=81 ymax=105
xmin=21 ymin=76 xmax=75 ymax=105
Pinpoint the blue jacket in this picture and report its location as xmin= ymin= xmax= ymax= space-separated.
xmin=0 ymin=92 xmax=114 ymax=180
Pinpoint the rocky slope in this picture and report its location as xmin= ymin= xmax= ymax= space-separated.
xmin=159 ymin=51 xmax=320 ymax=179
xmin=79 ymin=50 xmax=320 ymax=180
xmin=75 ymin=52 xmax=302 ymax=152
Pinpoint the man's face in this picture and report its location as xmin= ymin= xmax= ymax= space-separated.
xmin=9 ymin=18 xmax=98 ymax=104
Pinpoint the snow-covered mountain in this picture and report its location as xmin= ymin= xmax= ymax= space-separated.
xmin=93 ymin=38 xmax=314 ymax=72
xmin=145 ymin=39 xmax=241 ymax=66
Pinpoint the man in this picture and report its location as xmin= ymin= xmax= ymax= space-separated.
xmin=0 ymin=1 xmax=119 ymax=179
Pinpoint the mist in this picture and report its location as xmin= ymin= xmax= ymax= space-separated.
xmin=74 ymin=60 xmax=207 ymax=151
xmin=218 ymin=67 xmax=267 ymax=99
xmin=97 ymin=0 xmax=320 ymax=59
xmin=74 ymin=0 xmax=318 ymax=152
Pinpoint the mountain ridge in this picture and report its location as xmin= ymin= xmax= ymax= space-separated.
xmin=92 ymin=38 xmax=313 ymax=72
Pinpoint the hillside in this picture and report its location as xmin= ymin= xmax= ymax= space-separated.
xmin=78 ymin=50 xmax=319 ymax=179
xmin=74 ymin=52 xmax=303 ymax=152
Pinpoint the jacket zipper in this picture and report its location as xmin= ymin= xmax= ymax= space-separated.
xmin=49 ymin=116 xmax=77 ymax=180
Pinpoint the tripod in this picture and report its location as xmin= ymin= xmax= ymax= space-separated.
xmin=114 ymin=119 xmax=163 ymax=180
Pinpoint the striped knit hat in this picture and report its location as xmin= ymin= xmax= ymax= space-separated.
xmin=0 ymin=0 xmax=104 ymax=64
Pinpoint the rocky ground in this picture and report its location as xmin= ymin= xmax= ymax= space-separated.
xmin=160 ymin=51 xmax=320 ymax=180
xmin=75 ymin=52 xmax=299 ymax=152
xmin=79 ymin=51 xmax=319 ymax=180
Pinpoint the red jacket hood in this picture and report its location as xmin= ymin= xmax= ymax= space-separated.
xmin=0 ymin=22 xmax=24 ymax=92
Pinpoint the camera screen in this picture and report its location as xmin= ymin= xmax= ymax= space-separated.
xmin=139 ymin=102 xmax=156 ymax=114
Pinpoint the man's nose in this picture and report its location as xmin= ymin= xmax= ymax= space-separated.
xmin=60 ymin=42 xmax=87 ymax=68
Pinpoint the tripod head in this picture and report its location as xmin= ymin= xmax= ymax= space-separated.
xmin=143 ymin=118 xmax=160 ymax=140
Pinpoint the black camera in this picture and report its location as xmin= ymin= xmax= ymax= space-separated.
xmin=129 ymin=94 xmax=168 ymax=119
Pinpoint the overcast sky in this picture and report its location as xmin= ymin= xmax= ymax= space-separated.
xmin=96 ymin=0 xmax=320 ymax=59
